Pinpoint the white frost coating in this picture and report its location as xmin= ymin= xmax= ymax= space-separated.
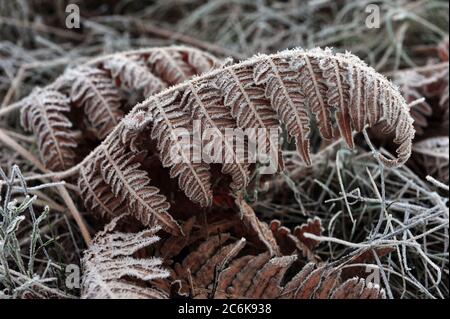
xmin=81 ymin=217 xmax=170 ymax=299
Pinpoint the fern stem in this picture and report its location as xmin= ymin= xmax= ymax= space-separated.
xmin=0 ymin=101 xmax=22 ymax=118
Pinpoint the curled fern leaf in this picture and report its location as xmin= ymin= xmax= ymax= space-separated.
xmin=97 ymin=47 xmax=414 ymax=208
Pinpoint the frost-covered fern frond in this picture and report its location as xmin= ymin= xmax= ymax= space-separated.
xmin=81 ymin=216 xmax=170 ymax=299
xmin=87 ymin=47 xmax=414 ymax=211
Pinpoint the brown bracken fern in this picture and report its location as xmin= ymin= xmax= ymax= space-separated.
xmin=18 ymin=46 xmax=219 ymax=231
xmin=269 ymin=217 xmax=323 ymax=260
xmin=156 ymin=234 xmax=385 ymax=299
xmin=82 ymin=47 xmax=414 ymax=222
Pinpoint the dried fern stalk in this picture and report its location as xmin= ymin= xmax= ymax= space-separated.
xmin=81 ymin=216 xmax=169 ymax=299
xmin=90 ymin=47 xmax=414 ymax=210
xmin=18 ymin=46 xmax=220 ymax=170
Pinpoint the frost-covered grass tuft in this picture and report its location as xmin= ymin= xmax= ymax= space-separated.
xmin=0 ymin=165 xmax=73 ymax=299
xmin=253 ymin=142 xmax=449 ymax=299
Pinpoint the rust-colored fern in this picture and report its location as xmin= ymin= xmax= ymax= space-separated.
xmin=158 ymin=234 xmax=386 ymax=299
